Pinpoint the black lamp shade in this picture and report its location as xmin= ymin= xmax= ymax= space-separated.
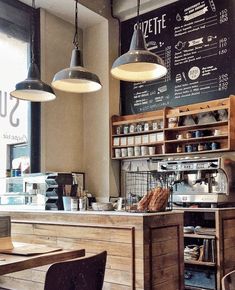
xmin=10 ymin=63 xmax=56 ymax=102
xmin=52 ymin=49 xmax=102 ymax=93
xmin=111 ymin=27 xmax=167 ymax=82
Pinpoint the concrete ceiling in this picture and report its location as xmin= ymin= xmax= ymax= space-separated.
xmin=112 ymin=0 xmax=179 ymax=21
xmin=18 ymin=0 xmax=104 ymax=28
xmin=19 ymin=0 xmax=178 ymax=27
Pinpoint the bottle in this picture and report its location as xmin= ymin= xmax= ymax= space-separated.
xmin=71 ymin=197 xmax=78 ymax=211
xmin=79 ymin=198 xmax=85 ymax=211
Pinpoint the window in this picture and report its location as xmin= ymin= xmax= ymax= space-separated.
xmin=0 ymin=0 xmax=40 ymax=178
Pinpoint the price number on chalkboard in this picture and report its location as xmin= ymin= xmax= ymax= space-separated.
xmin=219 ymin=74 xmax=228 ymax=91
xmin=219 ymin=38 xmax=227 ymax=48
xmin=219 ymin=49 xmax=227 ymax=55
xmin=220 ymin=9 xmax=228 ymax=24
xmin=219 ymin=38 xmax=228 ymax=55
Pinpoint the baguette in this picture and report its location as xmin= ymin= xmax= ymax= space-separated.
xmin=137 ymin=189 xmax=154 ymax=211
xmin=148 ymin=187 xmax=170 ymax=211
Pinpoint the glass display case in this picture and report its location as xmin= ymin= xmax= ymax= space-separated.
xmin=0 ymin=173 xmax=48 ymax=207
xmin=0 ymin=172 xmax=85 ymax=210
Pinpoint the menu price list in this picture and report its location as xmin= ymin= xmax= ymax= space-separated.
xmin=120 ymin=0 xmax=235 ymax=115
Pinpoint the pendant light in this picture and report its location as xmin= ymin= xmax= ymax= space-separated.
xmin=10 ymin=0 xmax=56 ymax=102
xmin=111 ymin=0 xmax=167 ymax=82
xmin=51 ymin=0 xmax=102 ymax=93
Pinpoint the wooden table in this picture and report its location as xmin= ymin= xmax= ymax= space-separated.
xmin=0 ymin=244 xmax=85 ymax=276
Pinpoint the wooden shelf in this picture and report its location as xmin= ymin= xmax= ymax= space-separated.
xmin=165 ymin=134 xmax=228 ymax=143
xmin=185 ymin=260 xmax=216 ymax=267
xmin=111 ymin=95 xmax=235 ymax=160
xmin=184 ymin=233 xmax=216 ymax=239
xmin=112 ymin=153 xmax=164 ymax=160
xmin=112 ymin=115 xmax=163 ymax=126
xmin=112 ymin=128 xmax=164 ymax=137
xmin=166 ymin=103 xmax=229 ymax=118
xmin=164 ymin=121 xmax=228 ymax=131
xmin=112 ymin=141 xmax=164 ymax=148
xmin=185 ymin=286 xmax=208 ymax=290
xmin=165 ymin=148 xmax=229 ymax=155
xmin=182 ymin=208 xmax=235 ymax=290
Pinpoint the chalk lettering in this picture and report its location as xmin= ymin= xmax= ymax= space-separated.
xmin=134 ymin=14 xmax=167 ymax=38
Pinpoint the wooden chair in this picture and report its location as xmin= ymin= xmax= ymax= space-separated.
xmin=222 ymin=270 xmax=235 ymax=290
xmin=44 ymin=251 xmax=107 ymax=290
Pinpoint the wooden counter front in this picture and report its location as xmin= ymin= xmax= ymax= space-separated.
xmin=0 ymin=210 xmax=184 ymax=290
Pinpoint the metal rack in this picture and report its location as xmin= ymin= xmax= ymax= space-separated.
xmin=124 ymin=170 xmax=173 ymax=212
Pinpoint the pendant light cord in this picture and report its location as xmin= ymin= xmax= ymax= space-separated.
xmin=137 ymin=0 xmax=140 ymax=25
xmin=73 ymin=0 xmax=79 ymax=49
xmin=31 ymin=0 xmax=36 ymax=64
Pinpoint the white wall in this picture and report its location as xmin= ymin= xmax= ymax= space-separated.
xmin=40 ymin=6 xmax=120 ymax=199
xmin=40 ymin=10 xmax=84 ymax=173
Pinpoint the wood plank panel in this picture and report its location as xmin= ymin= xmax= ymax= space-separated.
xmin=0 ymin=211 xmax=184 ymax=290
xmin=152 ymin=264 xmax=179 ymax=284
xmin=223 ymin=219 xmax=235 ymax=238
xmin=33 ymin=224 xmax=134 ymax=243
xmin=153 ymin=277 xmax=180 ymax=290
xmin=151 ymin=252 xmax=179 ymax=271
xmin=151 ymin=226 xmax=178 ymax=242
xmin=151 ymin=238 xmax=178 ymax=256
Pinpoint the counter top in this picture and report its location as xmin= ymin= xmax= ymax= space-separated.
xmin=0 ymin=205 xmax=233 ymax=215
xmin=0 ymin=205 xmax=180 ymax=216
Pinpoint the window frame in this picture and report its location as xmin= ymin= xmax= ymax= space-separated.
xmin=0 ymin=0 xmax=41 ymax=173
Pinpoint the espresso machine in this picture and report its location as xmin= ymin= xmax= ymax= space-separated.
xmin=157 ymin=156 xmax=235 ymax=206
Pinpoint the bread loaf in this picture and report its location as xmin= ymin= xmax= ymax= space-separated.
xmin=137 ymin=189 xmax=154 ymax=211
xmin=148 ymin=187 xmax=170 ymax=211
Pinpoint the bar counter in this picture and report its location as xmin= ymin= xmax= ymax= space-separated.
xmin=0 ymin=209 xmax=184 ymax=290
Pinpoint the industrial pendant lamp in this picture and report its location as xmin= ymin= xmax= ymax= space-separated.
xmin=111 ymin=0 xmax=167 ymax=82
xmin=51 ymin=0 xmax=102 ymax=93
xmin=10 ymin=0 xmax=56 ymax=102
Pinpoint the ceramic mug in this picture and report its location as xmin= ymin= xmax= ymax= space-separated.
xmin=134 ymin=146 xmax=141 ymax=156
xmin=121 ymin=148 xmax=127 ymax=157
xmin=152 ymin=121 xmax=158 ymax=130
xmin=214 ymin=129 xmax=221 ymax=136
xmin=141 ymin=146 xmax=149 ymax=156
xmin=186 ymin=132 xmax=192 ymax=139
xmin=211 ymin=142 xmax=219 ymax=150
xmin=149 ymin=147 xmax=155 ymax=155
xmin=116 ymin=126 xmax=122 ymax=135
xmin=123 ymin=125 xmax=129 ymax=134
xmin=115 ymin=148 xmax=121 ymax=158
xmin=168 ymin=117 xmax=178 ymax=128
xmin=176 ymin=134 xmax=184 ymax=140
xmin=129 ymin=124 xmax=135 ymax=133
xmin=185 ymin=144 xmax=193 ymax=153
xmin=194 ymin=130 xmax=203 ymax=138
xmin=127 ymin=147 xmax=134 ymax=157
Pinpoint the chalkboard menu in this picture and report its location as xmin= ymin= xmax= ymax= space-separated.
xmin=120 ymin=0 xmax=235 ymax=115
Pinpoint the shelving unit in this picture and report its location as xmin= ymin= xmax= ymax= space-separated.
xmin=111 ymin=95 xmax=235 ymax=159
xmin=182 ymin=208 xmax=235 ymax=290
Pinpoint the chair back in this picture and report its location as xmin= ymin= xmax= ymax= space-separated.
xmin=44 ymin=251 xmax=107 ymax=290
xmin=222 ymin=270 xmax=235 ymax=290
